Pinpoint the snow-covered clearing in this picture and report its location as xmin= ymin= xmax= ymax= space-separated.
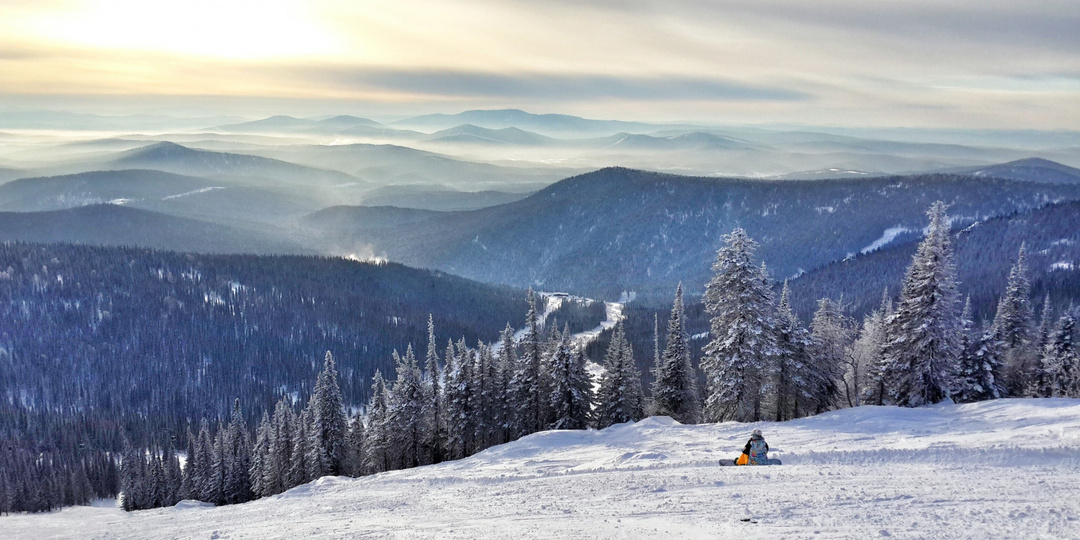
xmin=9 ymin=399 xmax=1080 ymax=539
xmin=861 ymin=226 xmax=912 ymax=254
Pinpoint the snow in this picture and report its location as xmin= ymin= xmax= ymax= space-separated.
xmin=1050 ymin=261 xmax=1076 ymax=271
xmin=161 ymin=186 xmax=225 ymax=200
xmin=861 ymin=226 xmax=912 ymax=254
xmin=9 ymin=399 xmax=1080 ymax=539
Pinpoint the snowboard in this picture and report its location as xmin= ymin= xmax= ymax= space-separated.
xmin=719 ymin=458 xmax=782 ymax=466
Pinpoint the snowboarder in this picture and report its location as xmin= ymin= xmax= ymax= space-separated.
xmin=741 ymin=429 xmax=769 ymax=465
xmin=719 ymin=429 xmax=779 ymax=466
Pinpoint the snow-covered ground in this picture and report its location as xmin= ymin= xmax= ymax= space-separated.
xmin=8 ymin=399 xmax=1080 ymax=539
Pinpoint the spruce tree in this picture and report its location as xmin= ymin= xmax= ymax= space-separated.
xmin=651 ymin=284 xmax=701 ymax=424
xmin=994 ymin=245 xmax=1035 ymax=395
xmin=224 ymin=399 xmax=253 ymax=505
xmin=496 ymin=324 xmax=517 ymax=444
xmin=308 ymin=351 xmax=348 ymax=477
xmin=808 ymin=298 xmax=849 ymax=413
xmin=547 ymin=327 xmax=594 ymax=430
xmin=510 ymin=289 xmax=543 ymax=436
xmin=775 ymin=281 xmax=815 ymax=419
xmin=882 ymin=202 xmax=962 ymax=407
xmin=422 ymin=315 xmax=446 ymax=464
xmin=345 ymin=414 xmax=366 ymax=476
xmin=250 ymin=412 xmax=271 ymax=498
xmin=701 ymin=230 xmax=779 ymax=422
xmin=596 ymin=321 xmax=645 ymax=428
xmin=265 ymin=398 xmax=294 ymax=495
xmin=1041 ymin=312 xmax=1079 ymax=397
xmin=389 ymin=346 xmax=424 ymax=469
xmin=956 ymin=298 xmax=1006 ymax=402
xmin=363 ymin=370 xmax=391 ymax=473
xmin=862 ymin=290 xmax=894 ymax=406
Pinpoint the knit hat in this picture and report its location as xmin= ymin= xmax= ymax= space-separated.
xmin=751 ymin=429 xmax=763 ymax=439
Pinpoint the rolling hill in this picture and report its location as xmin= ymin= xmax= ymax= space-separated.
xmin=0 ymin=204 xmax=310 ymax=254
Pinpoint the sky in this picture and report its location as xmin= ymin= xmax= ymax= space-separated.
xmin=0 ymin=0 xmax=1077 ymax=128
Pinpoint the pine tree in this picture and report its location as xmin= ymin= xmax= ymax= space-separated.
xmin=180 ymin=428 xmax=197 ymax=500
xmin=882 ymin=202 xmax=962 ymax=407
xmin=861 ymin=290 xmax=893 ymax=406
xmin=163 ymin=444 xmax=182 ymax=506
xmin=265 ymin=397 xmax=294 ymax=495
xmin=510 ymin=289 xmax=543 ymax=436
xmin=287 ymin=408 xmax=310 ymax=487
xmin=994 ymin=245 xmax=1036 ymax=395
xmin=1040 ymin=312 xmax=1079 ymax=398
xmin=308 ymin=351 xmax=348 ymax=477
xmin=363 ymin=370 xmax=392 ymax=473
xmin=389 ymin=346 xmax=424 ymax=469
xmin=701 ymin=230 xmax=779 ymax=422
xmin=774 ymin=281 xmax=815 ymax=419
xmin=956 ymin=298 xmax=1006 ymax=402
xmin=422 ymin=315 xmax=446 ymax=464
xmin=445 ymin=339 xmax=478 ymax=459
xmin=195 ymin=420 xmax=215 ymax=502
xmin=478 ymin=342 xmax=502 ymax=449
xmin=596 ymin=321 xmax=645 ymax=429
xmin=250 ymin=412 xmax=271 ymax=498
xmin=345 ymin=413 xmax=366 ymax=476
xmin=651 ymin=284 xmax=701 ymax=423
xmin=808 ymin=298 xmax=849 ymax=412
xmin=547 ymin=326 xmax=594 ymax=430
xmin=495 ymin=324 xmax=517 ymax=444
xmin=223 ymin=399 xmax=253 ymax=505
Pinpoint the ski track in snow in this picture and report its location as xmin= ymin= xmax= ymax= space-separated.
xmin=9 ymin=399 xmax=1080 ymax=539
xmin=528 ymin=292 xmax=626 ymax=383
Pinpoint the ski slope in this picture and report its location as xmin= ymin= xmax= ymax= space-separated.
xmin=8 ymin=399 xmax=1080 ymax=539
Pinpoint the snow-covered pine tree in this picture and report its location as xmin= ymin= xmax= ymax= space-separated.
xmin=422 ymin=315 xmax=446 ymax=465
xmin=195 ymin=420 xmax=215 ymax=503
xmin=446 ymin=338 xmax=478 ymax=458
xmin=495 ymin=324 xmax=517 ymax=444
xmin=209 ymin=424 xmax=227 ymax=505
xmin=547 ymin=326 xmax=594 ymax=430
xmin=478 ymin=342 xmax=502 ymax=449
xmin=651 ymin=284 xmax=701 ymax=424
xmin=345 ymin=413 xmax=366 ymax=476
xmin=307 ymin=351 xmax=348 ymax=477
xmin=994 ymin=245 xmax=1036 ymax=395
xmin=120 ymin=442 xmax=140 ymax=511
xmin=701 ymin=230 xmax=779 ymax=422
xmin=180 ymin=428 xmax=197 ymax=500
xmin=1041 ymin=311 xmax=1079 ymax=398
xmin=288 ymin=408 xmax=310 ymax=488
xmin=856 ymin=290 xmax=891 ymax=407
xmin=264 ymin=397 xmax=293 ymax=495
xmin=596 ymin=321 xmax=645 ymax=429
xmin=163 ymin=444 xmax=182 ymax=506
xmin=223 ymin=399 xmax=253 ymax=505
xmin=1036 ymin=293 xmax=1053 ymax=352
xmin=363 ymin=370 xmax=392 ymax=473
xmin=774 ymin=281 xmax=814 ymax=419
xmin=250 ymin=412 xmax=271 ymax=498
xmin=882 ymin=201 xmax=963 ymax=407
xmin=389 ymin=345 xmax=424 ymax=469
xmin=808 ymin=298 xmax=849 ymax=412
xmin=510 ymin=289 xmax=544 ymax=437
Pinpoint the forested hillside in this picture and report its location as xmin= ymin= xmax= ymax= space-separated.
xmin=337 ymin=168 xmax=1080 ymax=301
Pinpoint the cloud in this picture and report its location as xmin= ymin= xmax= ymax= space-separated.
xmin=292 ymin=67 xmax=808 ymax=102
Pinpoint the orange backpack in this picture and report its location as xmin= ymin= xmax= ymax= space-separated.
xmin=736 ymin=453 xmax=749 ymax=466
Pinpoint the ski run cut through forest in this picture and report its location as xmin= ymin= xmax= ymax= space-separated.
xmin=6 ymin=399 xmax=1079 ymax=539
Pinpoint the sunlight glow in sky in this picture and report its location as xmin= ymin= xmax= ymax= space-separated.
xmin=0 ymin=0 xmax=1077 ymax=128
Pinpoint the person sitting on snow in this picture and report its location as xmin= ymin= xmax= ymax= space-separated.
xmin=741 ymin=429 xmax=769 ymax=465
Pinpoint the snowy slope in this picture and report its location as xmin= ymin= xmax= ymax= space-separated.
xmin=8 ymin=399 xmax=1080 ymax=539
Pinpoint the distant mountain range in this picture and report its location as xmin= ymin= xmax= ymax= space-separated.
xmin=391 ymin=109 xmax=682 ymax=136
xmin=948 ymin=158 xmax=1080 ymax=184
xmin=0 ymin=204 xmax=310 ymax=254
